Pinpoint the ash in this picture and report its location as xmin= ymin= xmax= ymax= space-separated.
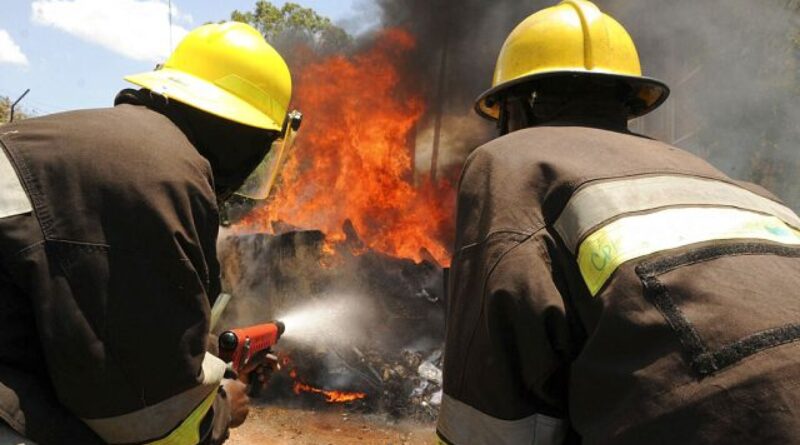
xmin=216 ymin=224 xmax=446 ymax=420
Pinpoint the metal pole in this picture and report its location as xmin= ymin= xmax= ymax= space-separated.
xmin=168 ymin=0 xmax=173 ymax=51
xmin=9 ymin=89 xmax=30 ymax=123
xmin=430 ymin=1 xmax=450 ymax=183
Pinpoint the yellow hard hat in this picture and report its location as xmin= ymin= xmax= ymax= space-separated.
xmin=476 ymin=0 xmax=669 ymax=120
xmin=125 ymin=22 xmax=291 ymax=131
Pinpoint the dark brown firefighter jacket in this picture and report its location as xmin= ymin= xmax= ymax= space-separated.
xmin=437 ymin=125 xmax=800 ymax=445
xmin=0 ymin=103 xmax=232 ymax=444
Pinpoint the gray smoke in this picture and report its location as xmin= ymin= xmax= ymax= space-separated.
xmin=375 ymin=0 xmax=536 ymax=174
xmin=370 ymin=0 xmax=800 ymax=209
xmin=615 ymin=0 xmax=800 ymax=210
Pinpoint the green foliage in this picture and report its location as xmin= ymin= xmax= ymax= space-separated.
xmin=230 ymin=1 xmax=351 ymax=54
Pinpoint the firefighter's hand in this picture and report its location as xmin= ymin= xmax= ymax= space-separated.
xmin=238 ymin=352 xmax=280 ymax=391
xmin=222 ymin=378 xmax=250 ymax=428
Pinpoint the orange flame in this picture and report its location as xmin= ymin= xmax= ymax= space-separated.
xmin=293 ymin=381 xmax=367 ymax=403
xmin=282 ymin=353 xmax=368 ymax=404
xmin=238 ymin=28 xmax=455 ymax=266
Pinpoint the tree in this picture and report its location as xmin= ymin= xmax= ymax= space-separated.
xmin=230 ymin=1 xmax=351 ymax=55
xmin=0 ymin=96 xmax=30 ymax=124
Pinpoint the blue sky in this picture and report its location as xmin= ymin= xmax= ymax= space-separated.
xmin=0 ymin=0 xmax=365 ymax=115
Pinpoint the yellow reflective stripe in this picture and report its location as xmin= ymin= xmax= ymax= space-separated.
xmin=147 ymin=390 xmax=216 ymax=445
xmin=578 ymin=207 xmax=800 ymax=296
xmin=554 ymin=174 xmax=800 ymax=252
xmin=83 ymin=353 xmax=227 ymax=444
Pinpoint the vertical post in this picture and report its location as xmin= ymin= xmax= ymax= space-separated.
xmin=9 ymin=89 xmax=30 ymax=123
xmin=168 ymin=0 xmax=173 ymax=52
xmin=430 ymin=0 xmax=450 ymax=183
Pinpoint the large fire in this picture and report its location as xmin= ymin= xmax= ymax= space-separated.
xmin=238 ymin=29 xmax=455 ymax=266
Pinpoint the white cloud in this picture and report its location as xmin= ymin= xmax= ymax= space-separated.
xmin=0 ymin=29 xmax=29 ymax=66
xmin=31 ymin=0 xmax=192 ymax=63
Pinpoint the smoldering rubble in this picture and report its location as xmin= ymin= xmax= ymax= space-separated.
xmin=216 ymin=226 xmax=446 ymax=419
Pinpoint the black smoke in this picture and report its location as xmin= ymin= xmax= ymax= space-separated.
xmin=367 ymin=0 xmax=799 ymax=209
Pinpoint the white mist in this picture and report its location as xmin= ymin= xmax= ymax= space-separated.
xmin=277 ymin=293 xmax=375 ymax=347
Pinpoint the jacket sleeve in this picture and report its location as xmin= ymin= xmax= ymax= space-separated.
xmin=33 ymin=239 xmax=231 ymax=445
xmin=437 ymin=231 xmax=575 ymax=445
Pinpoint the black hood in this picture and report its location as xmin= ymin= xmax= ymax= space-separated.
xmin=115 ymin=89 xmax=279 ymax=201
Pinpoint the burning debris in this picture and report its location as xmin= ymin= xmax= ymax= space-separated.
xmin=216 ymin=223 xmax=447 ymax=420
xmin=292 ymin=381 xmax=367 ymax=404
xmin=270 ymin=341 xmax=444 ymax=420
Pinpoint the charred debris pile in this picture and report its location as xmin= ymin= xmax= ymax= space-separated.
xmin=216 ymin=222 xmax=446 ymax=420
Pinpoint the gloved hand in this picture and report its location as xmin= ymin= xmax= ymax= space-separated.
xmin=221 ymin=379 xmax=250 ymax=428
xmin=238 ymin=351 xmax=280 ymax=396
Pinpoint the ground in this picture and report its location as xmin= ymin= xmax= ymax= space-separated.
xmin=227 ymin=404 xmax=437 ymax=445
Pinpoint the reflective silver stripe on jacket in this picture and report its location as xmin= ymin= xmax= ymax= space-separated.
xmin=0 ymin=144 xmax=32 ymax=219
xmin=82 ymin=353 xmax=226 ymax=444
xmin=554 ymin=174 xmax=800 ymax=253
xmin=436 ymin=394 xmax=566 ymax=445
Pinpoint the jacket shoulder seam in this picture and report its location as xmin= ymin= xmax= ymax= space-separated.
xmin=455 ymin=226 xmax=546 ymax=392
xmin=456 ymin=226 xmax=545 ymax=256
xmin=0 ymin=137 xmax=54 ymax=240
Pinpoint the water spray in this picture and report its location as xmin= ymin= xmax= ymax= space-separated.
xmin=276 ymin=293 xmax=375 ymax=347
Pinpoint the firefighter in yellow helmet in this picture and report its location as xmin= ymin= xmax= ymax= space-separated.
xmin=0 ymin=22 xmax=297 ymax=444
xmin=438 ymin=1 xmax=800 ymax=444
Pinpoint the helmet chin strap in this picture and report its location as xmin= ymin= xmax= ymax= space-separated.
xmin=498 ymin=91 xmax=561 ymax=135
xmin=497 ymin=93 xmax=534 ymax=135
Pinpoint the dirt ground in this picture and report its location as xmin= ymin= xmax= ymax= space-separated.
xmin=227 ymin=404 xmax=437 ymax=445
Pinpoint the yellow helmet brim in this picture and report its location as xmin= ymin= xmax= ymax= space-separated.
xmin=475 ymin=70 xmax=670 ymax=121
xmin=125 ymin=68 xmax=282 ymax=131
